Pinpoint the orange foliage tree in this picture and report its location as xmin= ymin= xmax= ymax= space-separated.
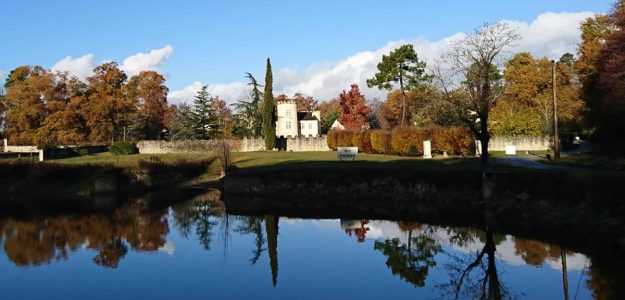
xmin=338 ymin=84 xmax=371 ymax=130
xmin=125 ymin=71 xmax=169 ymax=140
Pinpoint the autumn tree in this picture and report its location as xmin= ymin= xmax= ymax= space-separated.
xmin=367 ymin=44 xmax=432 ymax=125
xmin=38 ymin=73 xmax=90 ymax=144
xmin=84 ymin=62 xmax=134 ymax=143
xmin=209 ymin=96 xmax=234 ymax=138
xmin=596 ymin=0 xmax=625 ymax=144
xmin=496 ymin=52 xmax=583 ymax=136
xmin=0 ymin=87 xmax=6 ymax=137
xmin=125 ymin=71 xmax=169 ymax=140
xmin=575 ymin=15 xmax=614 ymax=138
xmin=262 ymin=58 xmax=276 ymax=149
xmin=338 ymin=84 xmax=371 ymax=130
xmin=192 ymin=85 xmax=220 ymax=139
xmin=291 ymin=92 xmax=318 ymax=111
xmin=433 ymin=23 xmax=519 ymax=168
xmin=3 ymin=66 xmax=54 ymax=145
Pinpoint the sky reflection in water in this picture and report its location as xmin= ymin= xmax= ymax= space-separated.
xmin=0 ymin=194 xmax=595 ymax=300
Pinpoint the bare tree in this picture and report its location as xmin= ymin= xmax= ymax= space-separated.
xmin=432 ymin=23 xmax=519 ymax=169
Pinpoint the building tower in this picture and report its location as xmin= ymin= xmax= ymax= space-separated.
xmin=275 ymin=100 xmax=298 ymax=137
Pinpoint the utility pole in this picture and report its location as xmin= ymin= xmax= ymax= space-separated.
xmin=552 ymin=60 xmax=560 ymax=160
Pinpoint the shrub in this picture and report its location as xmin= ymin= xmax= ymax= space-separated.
xmin=391 ymin=126 xmax=424 ymax=155
xmin=370 ymin=130 xmax=391 ymax=154
xmin=109 ymin=142 xmax=138 ymax=155
xmin=336 ymin=130 xmax=356 ymax=147
xmin=327 ymin=130 xmax=338 ymax=150
xmin=359 ymin=131 xmax=373 ymax=154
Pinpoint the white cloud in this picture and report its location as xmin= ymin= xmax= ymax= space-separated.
xmin=170 ymin=11 xmax=593 ymax=104
xmin=167 ymin=80 xmax=248 ymax=105
xmin=504 ymin=11 xmax=595 ymax=60
xmin=51 ymin=53 xmax=95 ymax=80
xmin=50 ymin=45 xmax=174 ymax=81
xmin=121 ymin=44 xmax=173 ymax=76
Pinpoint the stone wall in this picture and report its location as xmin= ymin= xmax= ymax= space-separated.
xmin=3 ymin=139 xmax=38 ymax=153
xmin=137 ymin=140 xmax=222 ymax=154
xmin=484 ymin=136 xmax=551 ymax=152
xmin=138 ymin=136 xmax=329 ymax=154
xmin=236 ymin=137 xmax=266 ymax=152
xmin=286 ymin=136 xmax=330 ymax=152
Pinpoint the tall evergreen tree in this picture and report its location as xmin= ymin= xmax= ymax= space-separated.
xmin=367 ymin=44 xmax=432 ymax=125
xmin=192 ymin=85 xmax=220 ymax=139
xmin=262 ymin=58 xmax=276 ymax=149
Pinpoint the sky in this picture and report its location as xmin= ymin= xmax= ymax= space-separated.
xmin=0 ymin=0 xmax=615 ymax=104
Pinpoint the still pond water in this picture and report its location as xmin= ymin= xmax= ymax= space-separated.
xmin=0 ymin=191 xmax=602 ymax=299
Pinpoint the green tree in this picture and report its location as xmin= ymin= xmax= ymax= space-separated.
xmin=367 ymin=44 xmax=432 ymax=125
xmin=262 ymin=58 xmax=276 ymax=150
xmin=264 ymin=215 xmax=279 ymax=287
xmin=168 ymin=102 xmax=195 ymax=140
xmin=374 ymin=233 xmax=441 ymax=287
xmin=192 ymin=85 xmax=220 ymax=139
xmin=233 ymin=72 xmax=263 ymax=138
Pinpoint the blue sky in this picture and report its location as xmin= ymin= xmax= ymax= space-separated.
xmin=0 ymin=0 xmax=615 ymax=103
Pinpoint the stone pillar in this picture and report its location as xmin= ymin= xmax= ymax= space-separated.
xmin=38 ymin=150 xmax=44 ymax=162
xmin=423 ymin=140 xmax=432 ymax=159
xmin=2 ymin=138 xmax=7 ymax=152
xmin=475 ymin=140 xmax=482 ymax=157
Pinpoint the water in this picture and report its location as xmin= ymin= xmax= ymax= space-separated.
xmin=0 ymin=191 xmax=610 ymax=299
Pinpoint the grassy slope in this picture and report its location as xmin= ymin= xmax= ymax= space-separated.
xmin=50 ymin=152 xmax=216 ymax=167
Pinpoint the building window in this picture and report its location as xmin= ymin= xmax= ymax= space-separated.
xmin=286 ymin=110 xmax=291 ymax=118
xmin=286 ymin=122 xmax=291 ymax=130
xmin=308 ymin=123 xmax=312 ymax=130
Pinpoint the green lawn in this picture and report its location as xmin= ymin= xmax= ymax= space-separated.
xmin=49 ymin=152 xmax=216 ymax=167
xmin=230 ymin=151 xmax=481 ymax=173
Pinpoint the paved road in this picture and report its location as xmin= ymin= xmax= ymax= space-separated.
xmin=494 ymin=141 xmax=591 ymax=171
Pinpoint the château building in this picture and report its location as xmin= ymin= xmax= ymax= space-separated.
xmin=275 ymin=100 xmax=321 ymax=137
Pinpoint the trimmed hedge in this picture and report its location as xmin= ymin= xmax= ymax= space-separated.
xmin=109 ymin=142 xmax=139 ymax=155
xmin=327 ymin=126 xmax=474 ymax=156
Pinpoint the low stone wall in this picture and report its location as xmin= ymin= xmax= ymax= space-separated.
xmin=137 ymin=140 xmax=221 ymax=154
xmin=486 ymin=136 xmax=551 ymax=151
xmin=287 ymin=136 xmax=330 ymax=152
xmin=237 ymin=137 xmax=266 ymax=152
xmin=138 ymin=136 xmax=330 ymax=154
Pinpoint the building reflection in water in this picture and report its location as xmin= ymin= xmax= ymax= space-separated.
xmin=341 ymin=219 xmax=370 ymax=243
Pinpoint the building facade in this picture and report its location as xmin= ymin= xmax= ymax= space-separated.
xmin=275 ymin=100 xmax=321 ymax=137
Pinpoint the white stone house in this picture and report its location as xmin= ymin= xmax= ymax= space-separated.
xmin=275 ymin=100 xmax=321 ymax=137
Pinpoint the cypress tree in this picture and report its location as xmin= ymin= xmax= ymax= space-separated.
xmin=262 ymin=58 xmax=276 ymax=150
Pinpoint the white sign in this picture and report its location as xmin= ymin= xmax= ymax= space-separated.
xmin=423 ymin=140 xmax=432 ymax=159
xmin=505 ymin=145 xmax=516 ymax=155
xmin=337 ymin=147 xmax=358 ymax=160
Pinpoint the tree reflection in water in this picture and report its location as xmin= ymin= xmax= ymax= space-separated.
xmin=374 ymin=222 xmax=442 ymax=287
xmin=0 ymin=201 xmax=169 ymax=269
xmin=439 ymin=228 xmax=511 ymax=300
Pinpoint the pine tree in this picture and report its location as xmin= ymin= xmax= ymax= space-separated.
xmin=262 ymin=58 xmax=276 ymax=150
xmin=192 ymin=85 xmax=220 ymax=139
